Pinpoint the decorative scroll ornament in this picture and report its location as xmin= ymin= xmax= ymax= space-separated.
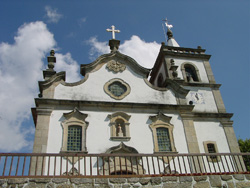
xmin=106 ymin=60 xmax=126 ymax=73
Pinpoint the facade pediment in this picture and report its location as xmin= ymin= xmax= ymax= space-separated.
xmin=80 ymin=51 xmax=150 ymax=78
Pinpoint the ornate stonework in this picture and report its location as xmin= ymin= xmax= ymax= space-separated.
xmin=106 ymin=60 xmax=126 ymax=73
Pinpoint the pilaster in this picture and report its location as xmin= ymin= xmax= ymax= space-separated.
xmin=33 ymin=108 xmax=53 ymax=153
xmin=203 ymin=60 xmax=216 ymax=84
xmin=212 ymin=88 xmax=226 ymax=113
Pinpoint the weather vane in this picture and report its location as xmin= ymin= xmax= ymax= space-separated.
xmin=163 ymin=17 xmax=173 ymax=30
xmin=162 ymin=17 xmax=173 ymax=42
xmin=106 ymin=25 xmax=120 ymax=39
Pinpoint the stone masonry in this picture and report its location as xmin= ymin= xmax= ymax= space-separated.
xmin=0 ymin=174 xmax=250 ymax=188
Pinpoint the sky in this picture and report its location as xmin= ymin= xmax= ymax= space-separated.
xmin=0 ymin=1 xmax=249 ymax=152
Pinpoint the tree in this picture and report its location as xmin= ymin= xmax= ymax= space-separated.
xmin=238 ymin=138 xmax=250 ymax=171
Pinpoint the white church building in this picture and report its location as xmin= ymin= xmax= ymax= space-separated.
xmin=31 ymin=25 xmax=242 ymax=175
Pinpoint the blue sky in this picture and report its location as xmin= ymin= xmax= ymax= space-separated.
xmin=0 ymin=1 xmax=249 ymax=152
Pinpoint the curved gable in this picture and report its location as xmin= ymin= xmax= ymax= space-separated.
xmin=80 ymin=51 xmax=150 ymax=78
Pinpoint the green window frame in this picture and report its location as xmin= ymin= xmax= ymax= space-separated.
xmin=67 ymin=125 xmax=82 ymax=151
xmin=156 ymin=127 xmax=171 ymax=152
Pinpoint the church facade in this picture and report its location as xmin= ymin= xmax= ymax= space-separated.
xmin=31 ymin=27 xmax=240 ymax=174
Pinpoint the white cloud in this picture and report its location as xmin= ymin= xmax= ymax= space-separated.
xmin=86 ymin=37 xmax=109 ymax=60
xmin=0 ymin=21 xmax=80 ymax=152
xmin=55 ymin=53 xmax=81 ymax=83
xmin=78 ymin=17 xmax=87 ymax=27
xmin=45 ymin=6 xmax=63 ymax=23
xmin=87 ymin=35 xmax=160 ymax=68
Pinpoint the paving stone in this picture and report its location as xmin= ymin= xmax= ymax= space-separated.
xmin=179 ymin=176 xmax=192 ymax=182
xmin=122 ymin=184 xmax=131 ymax=188
xmin=94 ymin=184 xmax=112 ymax=188
xmin=163 ymin=182 xmax=192 ymax=188
xmin=8 ymin=178 xmax=28 ymax=184
xmin=56 ymin=184 xmax=73 ymax=188
xmin=30 ymin=178 xmax=51 ymax=183
xmin=132 ymin=183 xmax=141 ymax=188
xmin=233 ymin=174 xmax=244 ymax=180
xmin=194 ymin=176 xmax=207 ymax=182
xmin=109 ymin=178 xmax=126 ymax=184
xmin=162 ymin=176 xmax=178 ymax=182
xmin=95 ymin=178 xmax=109 ymax=184
xmin=245 ymin=174 xmax=250 ymax=180
xmin=209 ymin=175 xmax=222 ymax=187
xmin=70 ymin=178 xmax=93 ymax=184
xmin=46 ymin=182 xmax=55 ymax=188
xmin=193 ymin=182 xmax=210 ymax=188
xmin=78 ymin=184 xmax=94 ymax=188
xmin=220 ymin=175 xmax=232 ymax=181
xmin=138 ymin=178 xmax=150 ymax=185
xmin=52 ymin=179 xmax=68 ymax=184
xmin=235 ymin=181 xmax=250 ymax=188
xmin=0 ymin=179 xmax=6 ymax=186
xmin=25 ymin=182 xmax=46 ymax=188
xmin=127 ymin=178 xmax=139 ymax=183
xmin=150 ymin=177 xmax=161 ymax=185
xmin=227 ymin=182 xmax=235 ymax=188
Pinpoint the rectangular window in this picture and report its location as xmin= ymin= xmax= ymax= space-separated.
xmin=156 ymin=127 xmax=171 ymax=152
xmin=207 ymin=143 xmax=217 ymax=160
xmin=67 ymin=126 xmax=82 ymax=151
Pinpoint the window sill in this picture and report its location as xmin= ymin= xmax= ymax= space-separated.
xmin=110 ymin=136 xmax=131 ymax=141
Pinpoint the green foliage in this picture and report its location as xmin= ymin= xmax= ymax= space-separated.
xmin=238 ymin=138 xmax=250 ymax=171
xmin=238 ymin=138 xmax=250 ymax=152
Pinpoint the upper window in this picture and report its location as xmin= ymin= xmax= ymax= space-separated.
xmin=61 ymin=108 xmax=89 ymax=153
xmin=67 ymin=125 xmax=82 ymax=151
xmin=181 ymin=63 xmax=201 ymax=83
xmin=156 ymin=127 xmax=171 ymax=152
xmin=108 ymin=81 xmax=127 ymax=97
xmin=104 ymin=78 xmax=131 ymax=100
xmin=149 ymin=112 xmax=176 ymax=153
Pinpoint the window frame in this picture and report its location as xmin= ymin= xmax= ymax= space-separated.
xmin=61 ymin=108 xmax=89 ymax=153
xmin=104 ymin=78 xmax=131 ymax=100
xmin=149 ymin=112 xmax=177 ymax=153
xmin=203 ymin=141 xmax=220 ymax=162
xmin=181 ymin=62 xmax=201 ymax=83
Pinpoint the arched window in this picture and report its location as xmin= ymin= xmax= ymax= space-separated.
xmin=156 ymin=127 xmax=171 ymax=152
xmin=67 ymin=125 xmax=82 ymax=151
xmin=181 ymin=63 xmax=201 ymax=83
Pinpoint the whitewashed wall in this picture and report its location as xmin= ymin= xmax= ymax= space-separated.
xmin=184 ymin=86 xmax=218 ymax=113
xmin=194 ymin=121 xmax=230 ymax=153
xmin=46 ymin=110 xmax=189 ymax=154
xmin=54 ymin=65 xmax=177 ymax=105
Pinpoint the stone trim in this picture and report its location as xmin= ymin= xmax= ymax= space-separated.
xmin=61 ymin=108 xmax=89 ymax=154
xmin=203 ymin=60 xmax=216 ymax=84
xmin=35 ymin=98 xmax=195 ymax=113
xmin=104 ymin=78 xmax=131 ymax=100
xmin=80 ymin=51 xmax=150 ymax=77
xmin=212 ymin=88 xmax=226 ymax=113
xmin=203 ymin=141 xmax=220 ymax=162
xmin=108 ymin=112 xmax=131 ymax=141
xmin=149 ymin=113 xmax=176 ymax=153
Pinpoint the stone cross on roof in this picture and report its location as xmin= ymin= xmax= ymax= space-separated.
xmin=106 ymin=25 xmax=120 ymax=39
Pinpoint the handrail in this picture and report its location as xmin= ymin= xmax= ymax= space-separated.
xmin=0 ymin=152 xmax=249 ymax=178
